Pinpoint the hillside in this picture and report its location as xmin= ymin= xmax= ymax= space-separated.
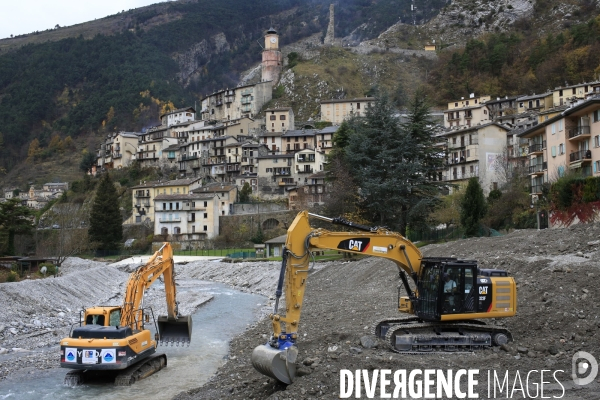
xmin=3 ymin=0 xmax=600 ymax=189
xmin=0 ymin=0 xmax=447 ymax=188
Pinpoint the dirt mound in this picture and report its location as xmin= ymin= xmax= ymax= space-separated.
xmin=174 ymin=225 xmax=600 ymax=400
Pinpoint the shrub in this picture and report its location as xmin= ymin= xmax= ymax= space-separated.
xmin=38 ymin=262 xmax=57 ymax=276
xmin=6 ymin=272 xmax=18 ymax=282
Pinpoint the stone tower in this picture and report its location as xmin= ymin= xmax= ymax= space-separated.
xmin=261 ymin=27 xmax=283 ymax=83
xmin=324 ymin=4 xmax=335 ymax=45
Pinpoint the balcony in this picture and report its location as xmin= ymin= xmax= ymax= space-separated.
xmin=225 ymin=96 xmax=234 ymax=103
xmin=298 ymin=168 xmax=314 ymax=174
xmin=134 ymin=192 xmax=150 ymax=198
xmin=181 ymin=154 xmax=199 ymax=161
xmin=528 ymin=162 xmax=547 ymax=175
xmin=274 ymin=169 xmax=291 ymax=176
xmin=112 ymin=153 xmax=122 ymax=159
xmin=445 ymin=170 xmax=479 ymax=181
xmin=159 ymin=217 xmax=182 ymax=223
xmin=569 ymin=149 xmax=592 ymax=163
xmin=241 ymin=97 xmax=252 ymax=105
xmin=528 ymin=142 xmax=546 ymax=155
xmin=447 ymin=157 xmax=467 ymax=165
xmin=531 ymin=184 xmax=544 ymax=195
xmin=568 ymin=126 xmax=591 ymax=141
xmin=297 ymin=156 xmax=315 ymax=163
xmin=241 ymin=88 xmax=253 ymax=96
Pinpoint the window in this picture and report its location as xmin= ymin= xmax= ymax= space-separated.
xmin=559 ymin=120 xmax=563 ymax=131
xmin=270 ymin=115 xmax=276 ymax=120
xmin=595 ymin=160 xmax=600 ymax=173
xmin=204 ymin=213 xmax=208 ymax=218
xmin=559 ymin=90 xmax=563 ymax=96
xmin=519 ymin=102 xmax=524 ymax=108
xmin=493 ymin=182 xmax=498 ymax=190
xmin=594 ymin=110 xmax=600 ymax=122
xmin=595 ymin=135 xmax=600 ymax=147
xmin=280 ymin=115 xmax=286 ymax=120
xmin=551 ymin=124 xmax=556 ymax=135
xmin=455 ymin=102 xmax=458 ymax=107
xmin=204 ymin=201 xmax=207 ymax=207
xmin=559 ymin=143 xmax=564 ymax=154
xmin=551 ymin=146 xmax=556 ymax=157
xmin=356 ymin=103 xmax=360 ymax=109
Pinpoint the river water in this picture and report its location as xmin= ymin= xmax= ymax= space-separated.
xmin=0 ymin=280 xmax=266 ymax=399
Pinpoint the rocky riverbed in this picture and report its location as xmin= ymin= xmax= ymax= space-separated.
xmin=173 ymin=223 xmax=600 ymax=400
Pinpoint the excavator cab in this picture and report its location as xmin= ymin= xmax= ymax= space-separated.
xmin=414 ymin=258 xmax=478 ymax=319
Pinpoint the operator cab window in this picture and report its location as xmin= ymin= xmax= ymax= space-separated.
xmin=109 ymin=310 xmax=121 ymax=327
xmin=86 ymin=315 xmax=105 ymax=325
xmin=442 ymin=265 xmax=476 ymax=314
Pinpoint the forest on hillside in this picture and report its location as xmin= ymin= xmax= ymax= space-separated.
xmin=428 ymin=15 xmax=600 ymax=101
xmin=0 ymin=0 xmax=447 ymax=174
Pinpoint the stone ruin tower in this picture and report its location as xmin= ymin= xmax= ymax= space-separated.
xmin=324 ymin=4 xmax=335 ymax=45
xmin=261 ymin=27 xmax=283 ymax=84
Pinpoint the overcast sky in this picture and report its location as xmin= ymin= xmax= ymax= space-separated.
xmin=0 ymin=1 xmax=169 ymax=39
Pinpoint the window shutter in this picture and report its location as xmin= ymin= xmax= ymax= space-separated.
xmin=551 ymin=146 xmax=556 ymax=157
xmin=594 ymin=162 xmax=597 ymax=173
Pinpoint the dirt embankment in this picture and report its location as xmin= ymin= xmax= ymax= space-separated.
xmin=174 ymin=224 xmax=600 ymax=400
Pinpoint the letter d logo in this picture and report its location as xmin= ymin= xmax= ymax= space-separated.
xmin=572 ymin=351 xmax=598 ymax=386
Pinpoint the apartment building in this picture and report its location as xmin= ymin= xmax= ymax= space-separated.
xmin=256 ymin=153 xmax=296 ymax=199
xmin=153 ymin=193 xmax=219 ymax=243
xmin=441 ymin=123 xmax=509 ymax=193
xmin=315 ymin=125 xmax=337 ymax=155
xmin=519 ymin=95 xmax=600 ymax=200
xmin=200 ymin=83 xmax=273 ymax=122
xmin=95 ymin=132 xmax=141 ymax=173
xmin=444 ymin=94 xmax=491 ymax=129
xmin=516 ymin=92 xmax=553 ymax=114
xmin=192 ymin=183 xmax=238 ymax=216
xmin=125 ymin=178 xmax=203 ymax=225
xmin=281 ymin=129 xmax=316 ymax=154
xmin=320 ymin=98 xmax=374 ymax=124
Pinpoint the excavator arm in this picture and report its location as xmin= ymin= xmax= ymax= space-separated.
xmin=252 ymin=211 xmax=423 ymax=383
xmin=120 ymin=243 xmax=192 ymax=344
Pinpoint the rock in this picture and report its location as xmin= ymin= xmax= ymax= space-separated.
xmin=549 ymin=346 xmax=559 ymax=355
xmin=0 ymin=325 xmax=5 ymax=333
xmin=582 ymin=288 xmax=589 ymax=294
xmin=349 ymin=347 xmax=363 ymax=354
xmin=527 ymin=351 xmax=536 ymax=358
xmin=327 ymin=345 xmax=338 ymax=352
xmin=360 ymin=335 xmax=377 ymax=349
xmin=576 ymin=251 xmax=584 ymax=257
xmin=9 ymin=328 xmax=17 ymax=335
xmin=514 ymin=354 xmax=521 ymax=360
xmin=517 ymin=346 xmax=528 ymax=354
xmin=0 ymin=348 xmax=7 ymax=355
xmin=12 ymin=348 xmax=28 ymax=353
xmin=302 ymin=358 xmax=315 ymax=366
xmin=57 ymin=312 xmax=65 ymax=318
xmin=587 ymin=240 xmax=600 ymax=246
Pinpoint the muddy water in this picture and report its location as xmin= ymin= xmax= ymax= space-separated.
xmin=0 ymin=281 xmax=266 ymax=399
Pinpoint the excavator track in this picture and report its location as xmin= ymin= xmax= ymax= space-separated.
xmin=114 ymin=353 xmax=168 ymax=386
xmin=373 ymin=317 xmax=512 ymax=354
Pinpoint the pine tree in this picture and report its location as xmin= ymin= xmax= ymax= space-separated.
xmin=460 ymin=177 xmax=487 ymax=236
xmin=239 ymin=182 xmax=252 ymax=203
xmin=342 ymin=92 xmax=445 ymax=235
xmin=0 ymin=198 xmax=34 ymax=255
xmin=88 ymin=173 xmax=123 ymax=252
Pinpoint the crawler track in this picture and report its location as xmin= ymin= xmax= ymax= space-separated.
xmin=373 ymin=317 xmax=512 ymax=353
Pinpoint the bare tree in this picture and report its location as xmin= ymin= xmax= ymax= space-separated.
xmin=36 ymin=200 xmax=92 ymax=270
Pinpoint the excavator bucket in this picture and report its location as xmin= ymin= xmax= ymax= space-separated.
xmin=251 ymin=344 xmax=297 ymax=384
xmin=157 ymin=315 xmax=192 ymax=345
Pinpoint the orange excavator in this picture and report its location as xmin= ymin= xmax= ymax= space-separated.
xmin=60 ymin=243 xmax=192 ymax=386
xmin=252 ymin=211 xmax=517 ymax=384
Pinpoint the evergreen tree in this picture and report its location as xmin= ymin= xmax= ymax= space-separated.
xmin=0 ymin=198 xmax=34 ymax=255
xmin=460 ymin=177 xmax=487 ymax=236
xmin=88 ymin=173 xmax=122 ymax=252
xmin=239 ymin=182 xmax=252 ymax=203
xmin=79 ymin=150 xmax=96 ymax=173
xmin=343 ymin=92 xmax=446 ymax=235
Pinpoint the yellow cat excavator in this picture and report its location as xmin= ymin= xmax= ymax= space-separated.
xmin=252 ymin=211 xmax=517 ymax=384
xmin=60 ymin=243 xmax=192 ymax=386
